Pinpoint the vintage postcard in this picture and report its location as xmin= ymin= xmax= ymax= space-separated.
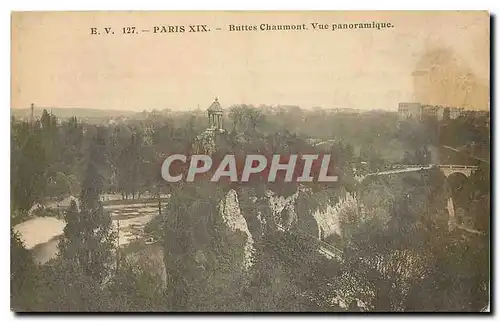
xmin=11 ymin=11 xmax=490 ymax=312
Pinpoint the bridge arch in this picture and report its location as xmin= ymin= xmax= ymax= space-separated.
xmin=446 ymin=171 xmax=469 ymax=185
xmin=446 ymin=171 xmax=470 ymax=209
xmin=438 ymin=165 xmax=477 ymax=178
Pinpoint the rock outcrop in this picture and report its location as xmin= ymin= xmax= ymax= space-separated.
xmin=194 ymin=129 xmax=217 ymax=154
xmin=312 ymin=192 xmax=357 ymax=240
xmin=264 ymin=188 xmax=301 ymax=230
xmin=219 ymin=189 xmax=255 ymax=269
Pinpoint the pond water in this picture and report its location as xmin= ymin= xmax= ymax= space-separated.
xmin=13 ymin=217 xmax=66 ymax=250
xmin=13 ymin=201 xmax=162 ymax=264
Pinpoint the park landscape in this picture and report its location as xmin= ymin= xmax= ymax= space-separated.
xmin=11 ymin=97 xmax=490 ymax=311
xmin=10 ymin=11 xmax=490 ymax=312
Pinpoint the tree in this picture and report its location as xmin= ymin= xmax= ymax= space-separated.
xmin=107 ymin=261 xmax=167 ymax=312
xmin=59 ymin=127 xmax=116 ymax=284
xmin=11 ymin=229 xmax=38 ymax=311
xmin=229 ymin=105 xmax=264 ymax=133
xmin=245 ymin=106 xmax=264 ymax=132
xmin=228 ymin=105 xmax=244 ymax=132
xmin=246 ymin=230 xmax=331 ymax=311
xmin=161 ymin=183 xmax=250 ymax=311
xmin=11 ymin=122 xmax=48 ymax=213
xmin=33 ymin=258 xmax=111 ymax=312
xmin=335 ymin=170 xmax=488 ymax=312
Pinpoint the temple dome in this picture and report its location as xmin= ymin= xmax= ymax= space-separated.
xmin=208 ymin=98 xmax=223 ymax=114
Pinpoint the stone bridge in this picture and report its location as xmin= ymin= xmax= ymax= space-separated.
xmin=357 ymin=164 xmax=478 ymax=182
xmin=437 ymin=164 xmax=479 ymax=178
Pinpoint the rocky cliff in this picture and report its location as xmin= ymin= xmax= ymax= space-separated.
xmin=219 ymin=189 xmax=255 ymax=269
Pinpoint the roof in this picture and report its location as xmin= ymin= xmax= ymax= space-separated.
xmin=207 ymin=98 xmax=223 ymax=113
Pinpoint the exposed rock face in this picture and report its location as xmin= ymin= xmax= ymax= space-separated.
xmin=312 ymin=204 xmax=341 ymax=240
xmin=241 ymin=186 xmax=357 ymax=242
xmin=28 ymin=203 xmax=44 ymax=216
xmin=194 ymin=129 xmax=217 ymax=154
xmin=264 ymin=189 xmax=301 ymax=230
xmin=218 ymin=184 xmax=357 ymax=269
xmin=313 ymin=192 xmax=358 ymax=240
xmin=194 ymin=128 xmax=228 ymax=154
xmin=219 ymin=189 xmax=255 ymax=269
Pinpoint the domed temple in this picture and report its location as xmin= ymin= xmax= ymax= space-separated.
xmin=194 ymin=97 xmax=228 ymax=154
xmin=207 ymin=97 xmax=224 ymax=130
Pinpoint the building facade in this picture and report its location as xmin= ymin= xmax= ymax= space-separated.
xmin=398 ymin=102 xmax=422 ymax=120
xmin=421 ymin=105 xmax=446 ymax=121
xmin=398 ymin=101 xmax=486 ymax=122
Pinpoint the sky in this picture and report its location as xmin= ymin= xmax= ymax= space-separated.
xmin=11 ymin=11 xmax=490 ymax=111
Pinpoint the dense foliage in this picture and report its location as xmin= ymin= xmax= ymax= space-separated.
xmin=11 ymin=105 xmax=490 ymax=312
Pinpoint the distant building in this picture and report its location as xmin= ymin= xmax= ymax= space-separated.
xmin=449 ymin=107 xmax=465 ymax=120
xmin=398 ymin=101 xmax=487 ymax=123
xmin=436 ymin=106 xmax=445 ymax=121
xmin=422 ymin=105 xmax=438 ymax=119
xmin=398 ymin=102 xmax=422 ymax=120
xmin=474 ymin=110 xmax=490 ymax=118
xmin=422 ymin=105 xmax=446 ymax=121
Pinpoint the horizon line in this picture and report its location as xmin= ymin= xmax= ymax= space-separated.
xmin=10 ymin=104 xmax=491 ymax=113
